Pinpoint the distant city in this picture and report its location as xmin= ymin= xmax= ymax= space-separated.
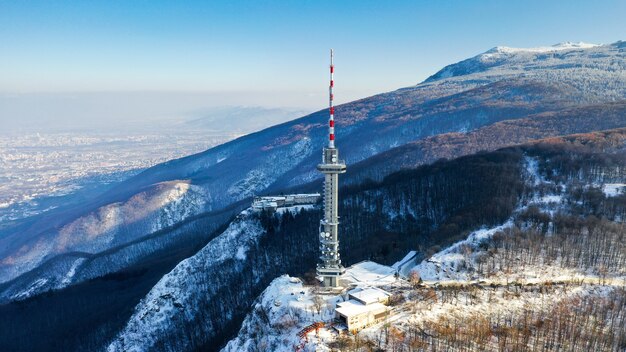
xmin=0 ymin=131 xmax=234 ymax=223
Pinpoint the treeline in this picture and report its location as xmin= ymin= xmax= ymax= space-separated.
xmin=346 ymin=106 xmax=626 ymax=185
xmin=259 ymin=148 xmax=527 ymax=277
xmin=466 ymin=213 xmax=626 ymax=278
xmin=358 ymin=287 xmax=626 ymax=352
xmin=525 ymin=130 xmax=626 ymax=186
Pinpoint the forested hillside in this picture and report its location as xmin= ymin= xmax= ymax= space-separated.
xmin=1 ymin=128 xmax=623 ymax=351
xmin=108 ymin=129 xmax=625 ymax=351
xmin=347 ymin=102 xmax=626 ymax=183
xmin=223 ymin=129 xmax=626 ymax=352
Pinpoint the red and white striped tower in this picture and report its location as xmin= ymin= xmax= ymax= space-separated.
xmin=317 ymin=49 xmax=347 ymax=288
xmin=329 ymin=48 xmax=335 ymax=148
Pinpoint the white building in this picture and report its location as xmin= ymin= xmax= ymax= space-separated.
xmin=335 ymin=287 xmax=391 ymax=332
xmin=251 ymin=193 xmax=320 ymax=211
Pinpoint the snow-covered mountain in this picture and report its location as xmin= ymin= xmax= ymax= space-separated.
xmin=223 ymin=132 xmax=626 ymax=352
xmin=108 ymin=206 xmax=313 ymax=352
xmin=0 ymin=181 xmax=209 ymax=301
xmin=425 ymin=41 xmax=621 ymax=96
xmin=105 ymin=129 xmax=625 ymax=352
xmin=1 ymin=42 xmax=625 ymax=351
xmin=2 ymin=42 xmax=624 ymax=298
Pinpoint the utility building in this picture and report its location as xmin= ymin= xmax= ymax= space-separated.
xmin=317 ymin=49 xmax=347 ymax=288
xmin=251 ymin=193 xmax=320 ymax=211
xmin=335 ymin=287 xmax=391 ymax=332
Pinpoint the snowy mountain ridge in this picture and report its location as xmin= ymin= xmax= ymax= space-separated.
xmin=486 ymin=41 xmax=600 ymax=55
xmin=424 ymin=41 xmax=625 ymax=97
xmin=0 ymin=181 xmax=207 ymax=301
xmin=107 ymin=207 xmax=265 ymax=352
xmin=222 ymin=275 xmax=331 ymax=352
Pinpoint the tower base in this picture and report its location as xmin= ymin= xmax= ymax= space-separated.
xmin=317 ymin=265 xmax=346 ymax=288
xmin=323 ymin=276 xmax=338 ymax=288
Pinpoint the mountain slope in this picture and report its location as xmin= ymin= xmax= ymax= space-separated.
xmin=347 ymin=102 xmax=626 ymax=183
xmin=108 ymin=129 xmax=625 ymax=352
xmin=223 ymin=129 xmax=626 ymax=352
xmin=2 ymin=42 xmax=624 ymax=294
xmin=107 ymin=208 xmax=269 ymax=352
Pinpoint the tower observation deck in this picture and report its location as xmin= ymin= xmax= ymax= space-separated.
xmin=317 ymin=49 xmax=347 ymax=288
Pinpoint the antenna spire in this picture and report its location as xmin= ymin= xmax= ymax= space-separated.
xmin=329 ymin=49 xmax=335 ymax=148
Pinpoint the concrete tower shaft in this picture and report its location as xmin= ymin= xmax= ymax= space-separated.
xmin=317 ymin=49 xmax=346 ymax=288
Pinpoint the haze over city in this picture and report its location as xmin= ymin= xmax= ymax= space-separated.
xmin=1 ymin=0 xmax=624 ymax=131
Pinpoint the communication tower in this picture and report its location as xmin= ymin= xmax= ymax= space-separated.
xmin=317 ymin=49 xmax=347 ymax=288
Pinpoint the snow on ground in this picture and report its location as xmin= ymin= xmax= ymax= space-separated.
xmin=404 ymin=154 xmax=625 ymax=286
xmin=61 ymin=258 xmax=86 ymax=286
xmin=359 ymin=283 xmax=618 ymax=350
xmin=223 ymin=275 xmax=340 ymax=352
xmin=224 ymin=261 xmax=401 ymax=352
xmin=602 ymin=183 xmax=626 ymax=197
xmin=0 ymin=180 xmax=208 ymax=295
xmin=341 ymin=261 xmax=397 ymax=287
xmin=392 ymin=251 xmax=418 ymax=277
xmin=226 ymin=153 xmax=626 ymax=351
xmin=275 ymin=204 xmax=314 ymax=215
xmin=485 ymin=42 xmax=599 ymax=56
xmin=150 ymin=182 xmax=208 ymax=233
xmin=108 ymin=208 xmax=265 ymax=352
xmin=11 ymin=278 xmax=48 ymax=301
xmin=523 ymin=156 xmax=542 ymax=186
xmin=406 ymin=156 xmax=573 ymax=282
xmin=425 ymin=42 xmax=625 ymax=106
xmin=227 ymin=137 xmax=313 ymax=199
xmin=412 ymin=221 xmax=513 ymax=282
xmin=537 ymin=194 xmax=562 ymax=204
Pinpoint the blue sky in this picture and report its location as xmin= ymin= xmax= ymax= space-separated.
xmin=0 ymin=0 xmax=624 ymax=124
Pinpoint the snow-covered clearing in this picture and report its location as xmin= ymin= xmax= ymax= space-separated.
xmin=11 ymin=278 xmax=49 ymax=301
xmin=223 ymin=275 xmax=337 ymax=352
xmin=602 ymin=183 xmax=626 ymax=197
xmin=61 ymin=258 xmax=86 ymax=286
xmin=341 ymin=261 xmax=397 ymax=287
xmin=411 ymin=222 xmax=513 ymax=282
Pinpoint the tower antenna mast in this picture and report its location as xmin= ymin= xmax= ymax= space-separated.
xmin=329 ymin=49 xmax=335 ymax=149
xmin=317 ymin=49 xmax=347 ymax=288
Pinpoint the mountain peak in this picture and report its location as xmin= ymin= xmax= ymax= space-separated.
xmin=423 ymin=41 xmax=608 ymax=83
xmin=484 ymin=42 xmax=600 ymax=55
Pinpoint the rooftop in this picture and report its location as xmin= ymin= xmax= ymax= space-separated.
xmin=341 ymin=261 xmax=397 ymax=286
xmin=335 ymin=300 xmax=387 ymax=318
xmin=348 ymin=287 xmax=391 ymax=305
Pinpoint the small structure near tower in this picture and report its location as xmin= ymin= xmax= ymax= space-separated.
xmin=251 ymin=193 xmax=320 ymax=211
xmin=317 ymin=49 xmax=347 ymax=288
xmin=335 ymin=287 xmax=391 ymax=332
